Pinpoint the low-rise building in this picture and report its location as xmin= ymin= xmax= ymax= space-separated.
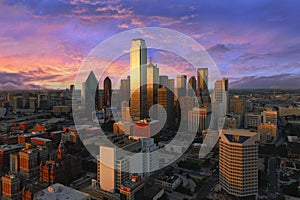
xmin=34 ymin=183 xmax=91 ymax=200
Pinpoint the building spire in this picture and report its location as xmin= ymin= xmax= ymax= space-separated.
xmin=149 ymin=57 xmax=152 ymax=64
xmin=57 ymin=137 xmax=66 ymax=160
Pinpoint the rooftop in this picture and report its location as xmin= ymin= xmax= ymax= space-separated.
xmin=35 ymin=183 xmax=90 ymax=200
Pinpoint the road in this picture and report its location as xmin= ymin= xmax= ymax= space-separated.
xmin=196 ymin=171 xmax=219 ymax=200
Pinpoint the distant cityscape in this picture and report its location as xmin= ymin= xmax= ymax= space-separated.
xmin=0 ymin=38 xmax=299 ymax=200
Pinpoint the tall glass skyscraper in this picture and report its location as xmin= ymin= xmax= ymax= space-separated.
xmin=197 ymin=68 xmax=208 ymax=97
xmin=130 ymin=39 xmax=147 ymax=121
xmin=104 ymin=76 xmax=112 ymax=108
xmin=147 ymin=57 xmax=159 ymax=118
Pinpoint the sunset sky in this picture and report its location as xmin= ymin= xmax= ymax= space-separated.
xmin=0 ymin=0 xmax=300 ymax=90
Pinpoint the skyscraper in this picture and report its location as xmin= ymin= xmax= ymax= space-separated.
xmin=197 ymin=68 xmax=208 ymax=97
xmin=159 ymin=75 xmax=168 ymax=88
xmin=98 ymin=146 xmax=116 ymax=192
xmin=219 ymin=129 xmax=258 ymax=198
xmin=157 ymin=87 xmax=174 ymax=129
xmin=120 ymin=76 xmax=130 ymax=102
xmin=188 ymin=107 xmax=209 ymax=133
xmin=176 ymin=75 xmax=187 ymax=100
xmin=214 ymin=78 xmax=229 ymax=111
xmin=104 ymin=76 xmax=112 ymax=108
xmin=130 ymin=39 xmax=147 ymax=121
xmin=229 ymin=95 xmax=245 ymax=115
xmin=147 ymin=57 xmax=159 ymax=117
xmin=188 ymin=76 xmax=197 ymax=96
xmin=82 ymin=71 xmax=99 ymax=111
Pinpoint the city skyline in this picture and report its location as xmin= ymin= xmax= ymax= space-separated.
xmin=1 ymin=1 xmax=300 ymax=200
xmin=1 ymin=1 xmax=300 ymax=90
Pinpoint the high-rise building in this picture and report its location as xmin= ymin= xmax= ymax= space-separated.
xmin=180 ymin=96 xmax=195 ymax=122
xmin=168 ymin=78 xmax=175 ymax=103
xmin=120 ymin=76 xmax=130 ymax=102
xmin=188 ymin=76 xmax=197 ymax=96
xmin=219 ymin=129 xmax=258 ymax=198
xmin=188 ymin=107 xmax=209 ymax=133
xmin=157 ymin=87 xmax=174 ymax=129
xmin=176 ymin=75 xmax=187 ymax=100
xmin=261 ymin=110 xmax=277 ymax=125
xmin=70 ymin=84 xmax=75 ymax=96
xmin=222 ymin=114 xmax=242 ymax=129
xmin=104 ymin=76 xmax=112 ymax=108
xmin=98 ymin=146 xmax=117 ymax=192
xmin=244 ymin=113 xmax=261 ymax=129
xmin=147 ymin=57 xmax=159 ymax=118
xmin=82 ymin=71 xmax=99 ymax=111
xmin=19 ymin=144 xmax=39 ymax=179
xmin=197 ymin=68 xmax=208 ymax=97
xmin=258 ymin=123 xmax=277 ymax=143
xmin=229 ymin=95 xmax=245 ymax=115
xmin=1 ymin=174 xmax=21 ymax=200
xmin=213 ymin=78 xmax=229 ymax=116
xmin=159 ymin=76 xmax=169 ymax=88
xmin=130 ymin=39 xmax=147 ymax=121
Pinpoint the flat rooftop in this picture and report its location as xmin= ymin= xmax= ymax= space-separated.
xmin=35 ymin=183 xmax=90 ymax=200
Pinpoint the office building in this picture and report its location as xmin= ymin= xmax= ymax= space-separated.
xmin=120 ymin=175 xmax=145 ymax=200
xmin=19 ymin=144 xmax=39 ymax=179
xmin=219 ymin=129 xmax=258 ymax=198
xmin=1 ymin=174 xmax=21 ymax=200
xmin=278 ymin=107 xmax=300 ymax=117
xmin=98 ymin=146 xmax=117 ymax=192
xmin=147 ymin=57 xmax=159 ymax=118
xmin=159 ymin=76 xmax=168 ymax=88
xmin=261 ymin=110 xmax=277 ymax=125
xmin=34 ymin=183 xmax=91 ymax=200
xmin=0 ymin=144 xmax=23 ymax=171
xmin=104 ymin=76 xmax=112 ymax=108
xmin=120 ymin=76 xmax=130 ymax=102
xmin=197 ymin=68 xmax=208 ymax=97
xmin=81 ymin=71 xmax=99 ymax=113
xmin=188 ymin=76 xmax=197 ymax=96
xmin=157 ymin=87 xmax=174 ymax=128
xmin=258 ymin=123 xmax=277 ymax=143
xmin=188 ymin=107 xmax=209 ymax=133
xmin=244 ymin=113 xmax=261 ymax=129
xmin=180 ymin=96 xmax=195 ymax=122
xmin=130 ymin=39 xmax=148 ymax=121
xmin=229 ymin=95 xmax=245 ymax=115
xmin=214 ymin=78 xmax=228 ymax=104
xmin=176 ymin=75 xmax=187 ymax=99
xmin=222 ymin=114 xmax=242 ymax=129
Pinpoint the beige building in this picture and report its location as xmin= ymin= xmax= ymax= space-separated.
xmin=261 ymin=110 xmax=277 ymax=125
xmin=258 ymin=123 xmax=277 ymax=143
xmin=219 ymin=129 xmax=258 ymax=198
xmin=278 ymin=107 xmax=300 ymax=117
xmin=244 ymin=113 xmax=261 ymax=129
xmin=229 ymin=95 xmax=245 ymax=115
xmin=188 ymin=107 xmax=209 ymax=133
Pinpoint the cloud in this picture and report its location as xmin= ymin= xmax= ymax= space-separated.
xmin=1 ymin=0 xmax=300 ymax=89
xmin=118 ymin=23 xmax=129 ymax=29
